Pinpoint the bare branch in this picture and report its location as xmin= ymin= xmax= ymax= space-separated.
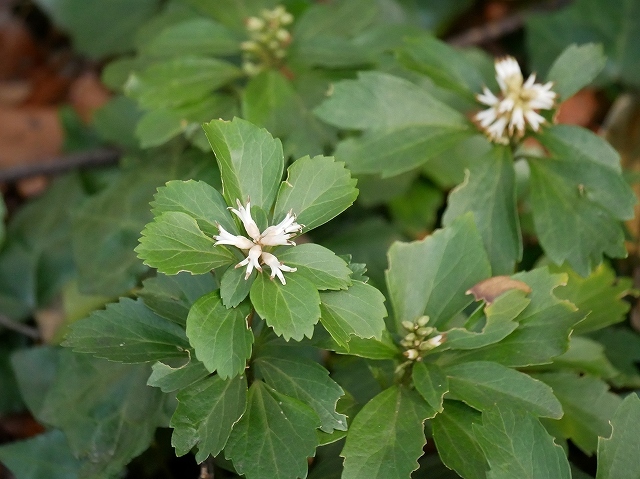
xmin=0 ymin=314 xmax=40 ymax=341
xmin=447 ymin=0 xmax=572 ymax=47
xmin=0 ymin=148 xmax=120 ymax=183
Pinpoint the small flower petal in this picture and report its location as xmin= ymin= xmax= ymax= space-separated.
xmin=213 ymin=225 xmax=255 ymax=250
xmin=235 ymin=244 xmax=263 ymax=279
xmin=230 ymin=199 xmax=261 ymax=240
xmin=261 ymin=252 xmax=297 ymax=285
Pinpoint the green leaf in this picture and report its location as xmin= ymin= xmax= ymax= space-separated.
xmin=186 ymin=291 xmax=253 ymax=379
xmin=241 ymin=70 xmax=335 ymax=159
xmin=293 ymin=36 xmax=372 ymax=68
xmin=448 ymin=268 xmax=582 ymax=367
xmin=527 ymin=0 xmax=640 ymax=88
xmin=144 ymin=18 xmax=240 ymax=57
xmin=398 ymin=35 xmax=486 ymax=100
xmin=315 ymin=72 xmax=472 ymax=177
xmin=273 ymin=155 xmax=358 ymax=231
xmin=225 ymin=380 xmax=320 ymax=479
xmin=538 ymin=125 xmax=635 ymax=220
xmin=432 ymin=401 xmax=487 ymax=479
xmin=0 ymin=335 xmax=24 ymax=415
xmin=203 ymin=118 xmax=284 ymax=211
xmin=473 ymin=403 xmax=571 ymax=479
xmin=443 ymin=144 xmax=522 ymax=275
xmin=546 ymin=43 xmax=607 ymax=100
xmin=35 ymin=0 xmax=158 ymax=59
xmin=315 ymin=71 xmax=466 ymax=131
xmin=64 ymin=297 xmax=190 ymax=362
xmin=535 ymin=372 xmax=621 ymax=455
xmin=126 ymin=57 xmax=242 ymax=109
xmin=171 ymin=374 xmax=247 ymax=463
xmin=412 ymin=362 xmax=449 ymax=415
xmin=386 ymin=213 xmax=491 ymax=329
xmin=293 ymin=0 xmax=378 ymax=40
xmin=136 ymin=211 xmax=236 ymax=275
xmin=147 ymin=357 xmax=210 ymax=392
xmin=550 ymin=336 xmax=619 ymax=379
xmin=596 ymin=393 xmax=640 ymax=479
xmin=250 ymin=273 xmax=321 ymax=341
xmin=220 ymin=266 xmax=255 ymax=308
xmin=135 ymin=108 xmax=185 ymax=148
xmin=445 ymin=361 xmax=563 ymax=418
xmin=10 ymin=346 xmax=58 ymax=419
xmin=275 ymin=244 xmax=352 ymax=291
xmin=182 ymin=0 xmax=277 ymax=28
xmin=39 ymin=353 xmax=168 ymax=478
xmin=0 ymin=430 xmax=80 ymax=479
xmin=597 ymin=328 xmax=640 ymax=388
xmin=138 ymin=272 xmax=218 ymax=326
xmin=444 ymin=289 xmax=530 ymax=350
xmin=323 ymin=332 xmax=399 ymax=360
xmin=529 ymin=125 xmax=635 ymax=275
xmin=73 ymin=152 xmax=211 ymax=296
xmin=254 ymin=355 xmax=347 ymax=433
xmin=151 ymin=179 xmax=235 ymax=237
xmin=94 ymin=95 xmax=141 ymax=148
xmin=319 ymin=281 xmax=387 ymax=347
xmin=549 ymin=262 xmax=633 ymax=334
xmin=341 ymin=386 xmax=431 ymax=479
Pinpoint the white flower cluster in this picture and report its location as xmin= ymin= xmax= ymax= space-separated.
xmin=475 ymin=56 xmax=557 ymax=144
xmin=241 ymin=6 xmax=293 ymax=76
xmin=214 ymin=199 xmax=302 ymax=285
xmin=400 ymin=316 xmax=445 ymax=361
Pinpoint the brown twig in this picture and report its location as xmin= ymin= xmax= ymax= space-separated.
xmin=447 ymin=0 xmax=573 ymax=47
xmin=0 ymin=314 xmax=40 ymax=340
xmin=0 ymin=148 xmax=120 ymax=183
xmin=199 ymin=457 xmax=214 ymax=479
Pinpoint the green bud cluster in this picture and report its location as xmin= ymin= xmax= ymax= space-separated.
xmin=241 ymin=6 xmax=293 ymax=76
xmin=400 ymin=316 xmax=445 ymax=361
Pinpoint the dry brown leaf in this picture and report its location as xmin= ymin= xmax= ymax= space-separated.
xmin=68 ymin=71 xmax=111 ymax=124
xmin=556 ymin=88 xmax=600 ymax=128
xmin=0 ymin=106 xmax=63 ymax=169
xmin=602 ymin=93 xmax=640 ymax=255
xmin=466 ymin=275 xmax=532 ymax=304
xmin=0 ymin=15 xmax=40 ymax=80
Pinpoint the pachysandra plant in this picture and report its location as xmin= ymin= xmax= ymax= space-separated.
xmin=115 ymin=0 xmax=395 ymax=157
xmin=63 ymin=118 xmax=390 ymax=479
xmin=315 ymin=37 xmax=637 ymax=277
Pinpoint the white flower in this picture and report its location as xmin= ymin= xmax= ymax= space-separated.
xmin=213 ymin=224 xmax=255 ymax=250
xmin=235 ymin=244 xmax=263 ymax=279
xmin=475 ymin=56 xmax=557 ymax=144
xmin=214 ymin=199 xmax=300 ymax=284
xmin=229 ymin=199 xmax=261 ymax=240
xmin=259 ymin=210 xmax=303 ymax=246
xmin=261 ymin=252 xmax=297 ymax=285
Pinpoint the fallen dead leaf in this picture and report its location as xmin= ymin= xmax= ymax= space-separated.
xmin=0 ymin=80 xmax=31 ymax=106
xmin=69 ymin=71 xmax=111 ymax=123
xmin=0 ymin=13 xmax=41 ymax=80
xmin=556 ymin=88 xmax=600 ymax=128
xmin=16 ymin=175 xmax=48 ymax=198
xmin=602 ymin=93 xmax=640 ymax=256
xmin=466 ymin=275 xmax=532 ymax=304
xmin=0 ymin=106 xmax=63 ymax=169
